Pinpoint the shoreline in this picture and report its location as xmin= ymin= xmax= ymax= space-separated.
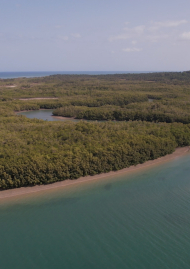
xmin=16 ymin=109 xmax=77 ymax=121
xmin=0 ymin=146 xmax=189 ymax=200
xmin=51 ymin=115 xmax=75 ymax=120
xmin=16 ymin=108 xmax=53 ymax=112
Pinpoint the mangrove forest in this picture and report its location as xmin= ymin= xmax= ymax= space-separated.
xmin=0 ymin=72 xmax=190 ymax=190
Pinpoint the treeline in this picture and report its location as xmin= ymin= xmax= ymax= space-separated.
xmin=0 ymin=71 xmax=187 ymax=125
xmin=53 ymin=101 xmax=190 ymax=124
xmin=1 ymin=72 xmax=190 ymax=100
xmin=70 ymin=94 xmax=148 ymax=107
xmin=0 ymin=120 xmax=190 ymax=190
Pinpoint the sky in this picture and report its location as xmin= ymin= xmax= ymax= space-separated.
xmin=1 ymin=0 xmax=190 ymax=72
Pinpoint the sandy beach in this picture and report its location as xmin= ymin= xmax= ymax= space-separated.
xmin=0 ymin=146 xmax=189 ymax=200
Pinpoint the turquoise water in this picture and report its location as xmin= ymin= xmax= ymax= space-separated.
xmin=0 ymin=153 xmax=190 ymax=268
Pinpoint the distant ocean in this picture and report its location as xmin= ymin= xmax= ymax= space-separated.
xmin=0 ymin=71 xmax=153 ymax=79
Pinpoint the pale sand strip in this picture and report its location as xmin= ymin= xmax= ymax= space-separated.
xmin=18 ymin=97 xmax=58 ymax=100
xmin=0 ymin=146 xmax=189 ymax=200
xmin=0 ymin=85 xmax=17 ymax=88
xmin=51 ymin=115 xmax=75 ymax=120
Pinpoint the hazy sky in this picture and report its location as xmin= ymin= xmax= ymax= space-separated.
xmin=1 ymin=0 xmax=190 ymax=71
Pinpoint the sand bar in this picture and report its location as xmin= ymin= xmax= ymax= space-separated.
xmin=0 ymin=85 xmax=17 ymax=88
xmin=51 ymin=115 xmax=75 ymax=120
xmin=0 ymin=146 xmax=189 ymax=200
xmin=18 ymin=97 xmax=58 ymax=100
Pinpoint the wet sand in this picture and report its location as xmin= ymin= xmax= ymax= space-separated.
xmin=0 ymin=146 xmax=189 ymax=200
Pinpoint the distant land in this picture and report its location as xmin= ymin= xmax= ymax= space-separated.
xmin=0 ymin=71 xmax=190 ymax=190
xmin=0 ymin=71 xmax=166 ymax=79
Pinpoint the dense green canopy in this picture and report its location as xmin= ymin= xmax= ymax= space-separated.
xmin=0 ymin=72 xmax=190 ymax=190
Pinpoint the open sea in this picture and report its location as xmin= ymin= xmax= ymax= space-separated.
xmin=0 ymin=71 xmax=153 ymax=79
xmin=0 ymin=152 xmax=190 ymax=269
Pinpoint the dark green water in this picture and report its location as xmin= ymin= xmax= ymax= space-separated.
xmin=0 ymin=153 xmax=190 ymax=269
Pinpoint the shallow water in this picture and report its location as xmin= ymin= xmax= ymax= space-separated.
xmin=17 ymin=109 xmax=102 ymax=123
xmin=0 ymin=153 xmax=190 ymax=269
xmin=17 ymin=109 xmax=79 ymax=122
